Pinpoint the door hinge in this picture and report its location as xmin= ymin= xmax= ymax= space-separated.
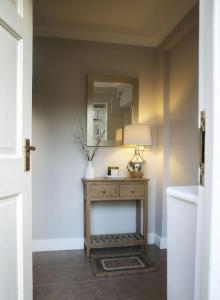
xmin=199 ymin=111 xmax=205 ymax=186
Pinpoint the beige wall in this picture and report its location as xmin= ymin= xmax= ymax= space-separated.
xmin=32 ymin=38 xmax=157 ymax=240
xmin=32 ymin=19 xmax=199 ymax=244
xmin=156 ymin=24 xmax=199 ymax=238
xmin=169 ymin=27 xmax=199 ymax=185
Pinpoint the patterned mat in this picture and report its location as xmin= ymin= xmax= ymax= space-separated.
xmin=91 ymin=252 xmax=159 ymax=277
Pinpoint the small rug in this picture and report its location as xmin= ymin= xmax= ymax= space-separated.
xmin=90 ymin=252 xmax=159 ymax=277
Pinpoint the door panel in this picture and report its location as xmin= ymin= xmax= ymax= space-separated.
xmin=0 ymin=0 xmax=33 ymax=299
xmin=0 ymin=194 xmax=23 ymax=300
xmin=0 ymin=24 xmax=22 ymax=156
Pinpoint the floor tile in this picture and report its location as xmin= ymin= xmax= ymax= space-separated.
xmin=68 ymin=264 xmax=96 ymax=282
xmin=66 ymin=280 xmax=120 ymax=300
xmin=33 ymin=251 xmax=69 ymax=266
xmin=33 ymin=249 xmax=90 ymax=267
xmin=33 ymin=284 xmax=68 ymax=300
xmin=65 ymin=249 xmax=90 ymax=265
xmin=33 ymin=264 xmax=74 ymax=285
xmin=147 ymin=246 xmax=167 ymax=267
xmin=34 ymin=263 xmax=97 ymax=285
xmin=114 ymin=275 xmax=165 ymax=300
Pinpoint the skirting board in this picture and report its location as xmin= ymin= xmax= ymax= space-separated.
xmin=32 ymin=234 xmax=167 ymax=252
xmin=32 ymin=238 xmax=84 ymax=252
xmin=154 ymin=234 xmax=167 ymax=250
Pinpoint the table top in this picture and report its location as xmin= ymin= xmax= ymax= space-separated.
xmin=82 ymin=177 xmax=149 ymax=182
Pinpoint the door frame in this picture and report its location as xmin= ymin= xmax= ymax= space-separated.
xmin=195 ymin=0 xmax=220 ymax=299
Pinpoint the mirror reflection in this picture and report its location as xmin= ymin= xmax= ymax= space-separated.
xmin=87 ymin=75 xmax=139 ymax=146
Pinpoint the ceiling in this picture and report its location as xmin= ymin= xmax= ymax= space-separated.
xmin=34 ymin=0 xmax=197 ymax=47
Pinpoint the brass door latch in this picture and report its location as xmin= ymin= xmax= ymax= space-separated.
xmin=24 ymin=139 xmax=36 ymax=171
xmin=199 ymin=111 xmax=205 ymax=186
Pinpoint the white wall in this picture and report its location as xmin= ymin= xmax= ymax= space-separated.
xmin=32 ymin=38 xmax=158 ymax=247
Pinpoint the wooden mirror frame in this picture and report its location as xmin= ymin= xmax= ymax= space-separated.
xmin=87 ymin=74 xmax=139 ymax=147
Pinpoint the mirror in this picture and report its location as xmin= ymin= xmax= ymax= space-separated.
xmin=87 ymin=75 xmax=139 ymax=146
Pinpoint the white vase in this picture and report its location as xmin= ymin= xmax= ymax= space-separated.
xmin=84 ymin=161 xmax=95 ymax=179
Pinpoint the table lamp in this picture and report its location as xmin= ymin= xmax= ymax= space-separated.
xmin=115 ymin=128 xmax=123 ymax=145
xmin=124 ymin=124 xmax=152 ymax=178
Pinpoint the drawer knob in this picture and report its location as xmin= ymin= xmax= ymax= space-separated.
xmin=131 ymin=189 xmax=135 ymax=193
xmin=102 ymin=189 xmax=106 ymax=194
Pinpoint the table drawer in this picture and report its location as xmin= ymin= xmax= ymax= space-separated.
xmin=120 ymin=184 xmax=145 ymax=197
xmin=88 ymin=184 xmax=118 ymax=198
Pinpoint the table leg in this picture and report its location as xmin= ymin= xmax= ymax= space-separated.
xmin=136 ymin=200 xmax=141 ymax=235
xmin=86 ymin=199 xmax=91 ymax=257
xmin=143 ymin=196 xmax=148 ymax=251
xmin=84 ymin=199 xmax=86 ymax=250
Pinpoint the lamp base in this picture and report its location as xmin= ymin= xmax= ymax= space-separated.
xmin=127 ymin=161 xmax=144 ymax=178
xmin=127 ymin=148 xmax=144 ymax=178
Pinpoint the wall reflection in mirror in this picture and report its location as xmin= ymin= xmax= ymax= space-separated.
xmin=87 ymin=75 xmax=139 ymax=146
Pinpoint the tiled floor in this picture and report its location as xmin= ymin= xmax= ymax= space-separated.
xmin=33 ymin=245 xmax=167 ymax=300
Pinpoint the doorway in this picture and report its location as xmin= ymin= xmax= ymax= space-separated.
xmin=32 ymin=1 xmax=199 ymax=300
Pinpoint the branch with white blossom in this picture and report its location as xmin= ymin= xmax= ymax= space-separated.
xmin=74 ymin=120 xmax=106 ymax=161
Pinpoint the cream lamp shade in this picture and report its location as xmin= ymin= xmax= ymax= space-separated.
xmin=124 ymin=124 xmax=152 ymax=146
xmin=115 ymin=128 xmax=123 ymax=144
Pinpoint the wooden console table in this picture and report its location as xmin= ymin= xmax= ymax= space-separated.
xmin=82 ymin=177 xmax=149 ymax=256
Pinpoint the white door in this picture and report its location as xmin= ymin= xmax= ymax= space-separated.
xmin=195 ymin=0 xmax=220 ymax=300
xmin=0 ymin=0 xmax=33 ymax=299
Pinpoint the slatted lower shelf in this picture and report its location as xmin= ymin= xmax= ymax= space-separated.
xmin=90 ymin=233 xmax=145 ymax=248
